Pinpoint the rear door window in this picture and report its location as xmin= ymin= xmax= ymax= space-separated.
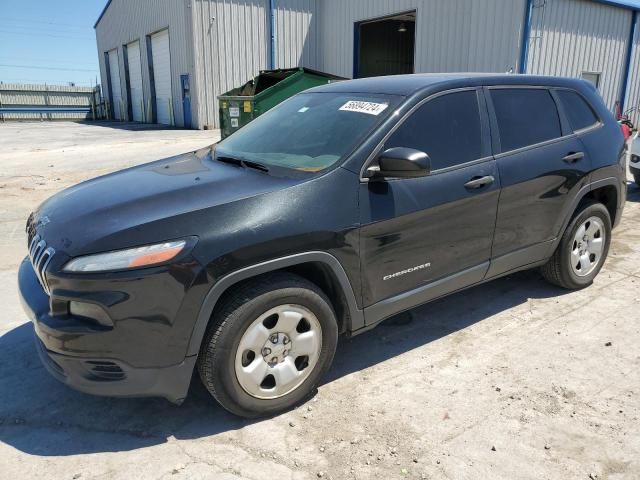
xmin=491 ymin=89 xmax=562 ymax=153
xmin=385 ymin=90 xmax=483 ymax=171
xmin=556 ymin=90 xmax=599 ymax=131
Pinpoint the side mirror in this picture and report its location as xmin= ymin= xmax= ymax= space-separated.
xmin=367 ymin=147 xmax=431 ymax=179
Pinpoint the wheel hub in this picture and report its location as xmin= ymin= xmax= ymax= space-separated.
xmin=262 ymin=333 xmax=291 ymax=366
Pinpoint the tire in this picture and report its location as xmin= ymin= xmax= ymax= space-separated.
xmin=197 ymin=272 xmax=338 ymax=418
xmin=540 ymin=200 xmax=611 ymax=290
xmin=634 ymin=173 xmax=640 ymax=187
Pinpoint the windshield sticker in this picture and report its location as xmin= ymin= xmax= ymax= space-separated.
xmin=339 ymin=101 xmax=388 ymax=116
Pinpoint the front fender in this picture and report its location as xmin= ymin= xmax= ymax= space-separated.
xmin=186 ymin=251 xmax=364 ymax=356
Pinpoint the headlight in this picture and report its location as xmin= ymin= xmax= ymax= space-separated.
xmin=63 ymin=240 xmax=188 ymax=273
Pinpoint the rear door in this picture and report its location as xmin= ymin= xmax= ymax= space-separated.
xmin=359 ymin=88 xmax=500 ymax=318
xmin=486 ymin=87 xmax=592 ymax=277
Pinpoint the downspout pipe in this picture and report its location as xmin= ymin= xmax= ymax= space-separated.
xmin=268 ymin=0 xmax=277 ymax=69
xmin=518 ymin=0 xmax=534 ymax=74
xmin=620 ymin=10 xmax=638 ymax=117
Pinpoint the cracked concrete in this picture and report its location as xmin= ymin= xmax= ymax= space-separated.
xmin=0 ymin=121 xmax=639 ymax=479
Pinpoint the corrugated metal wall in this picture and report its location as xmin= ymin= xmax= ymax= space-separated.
xmin=191 ymin=0 xmax=269 ymax=129
xmin=95 ymin=0 xmax=193 ymax=127
xmin=274 ymin=0 xmax=319 ymax=69
xmin=316 ymin=0 xmax=526 ymax=79
xmin=525 ymin=0 xmax=632 ymax=111
xmin=96 ymin=0 xmax=640 ymax=129
xmin=190 ymin=0 xmax=318 ymax=129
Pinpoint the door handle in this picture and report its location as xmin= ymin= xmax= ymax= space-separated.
xmin=464 ymin=175 xmax=495 ymax=189
xmin=562 ymin=151 xmax=584 ymax=163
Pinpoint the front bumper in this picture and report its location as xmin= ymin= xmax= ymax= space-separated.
xmin=631 ymin=153 xmax=640 ymax=176
xmin=18 ymin=258 xmax=197 ymax=404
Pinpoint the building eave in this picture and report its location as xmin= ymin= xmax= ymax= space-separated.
xmin=94 ymin=0 xmax=113 ymax=29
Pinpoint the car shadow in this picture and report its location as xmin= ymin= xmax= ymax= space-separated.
xmin=0 ymin=268 xmax=571 ymax=457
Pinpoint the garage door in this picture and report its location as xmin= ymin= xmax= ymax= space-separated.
xmin=107 ymin=49 xmax=123 ymax=120
xmin=127 ymin=40 xmax=144 ymax=122
xmin=151 ymin=29 xmax=172 ymax=125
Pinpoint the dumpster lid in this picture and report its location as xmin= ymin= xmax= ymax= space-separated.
xmin=233 ymin=68 xmax=345 ymax=97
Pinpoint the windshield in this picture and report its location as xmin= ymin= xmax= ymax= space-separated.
xmin=215 ymin=92 xmax=402 ymax=172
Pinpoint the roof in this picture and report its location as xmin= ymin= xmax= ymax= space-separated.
xmin=310 ymin=73 xmax=590 ymax=96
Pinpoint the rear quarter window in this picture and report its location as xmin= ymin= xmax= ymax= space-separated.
xmin=491 ymin=88 xmax=562 ymax=153
xmin=556 ymin=90 xmax=600 ymax=131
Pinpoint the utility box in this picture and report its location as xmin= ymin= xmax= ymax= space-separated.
xmin=218 ymin=68 xmax=344 ymax=138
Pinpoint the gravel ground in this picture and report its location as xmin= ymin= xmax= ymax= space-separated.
xmin=0 ymin=121 xmax=639 ymax=480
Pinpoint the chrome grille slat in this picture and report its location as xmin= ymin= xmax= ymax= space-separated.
xmin=27 ymin=232 xmax=55 ymax=295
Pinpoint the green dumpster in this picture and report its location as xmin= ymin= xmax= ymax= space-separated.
xmin=218 ymin=68 xmax=344 ymax=138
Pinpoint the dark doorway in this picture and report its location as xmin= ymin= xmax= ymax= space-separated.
xmin=355 ymin=11 xmax=416 ymax=78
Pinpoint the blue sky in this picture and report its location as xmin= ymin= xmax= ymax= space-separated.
xmin=0 ymin=0 xmax=107 ymax=86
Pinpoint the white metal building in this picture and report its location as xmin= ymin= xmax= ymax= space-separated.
xmin=95 ymin=0 xmax=640 ymax=129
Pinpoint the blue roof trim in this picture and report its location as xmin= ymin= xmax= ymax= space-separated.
xmin=593 ymin=0 xmax=640 ymax=10
xmin=94 ymin=0 xmax=113 ymax=29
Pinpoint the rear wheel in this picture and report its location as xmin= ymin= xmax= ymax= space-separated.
xmin=541 ymin=201 xmax=611 ymax=290
xmin=197 ymin=272 xmax=338 ymax=418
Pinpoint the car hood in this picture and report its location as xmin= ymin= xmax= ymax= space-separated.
xmin=29 ymin=147 xmax=303 ymax=257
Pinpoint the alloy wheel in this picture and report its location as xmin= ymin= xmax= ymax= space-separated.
xmin=570 ymin=216 xmax=606 ymax=277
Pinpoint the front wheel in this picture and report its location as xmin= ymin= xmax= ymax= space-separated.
xmin=197 ymin=273 xmax=338 ymax=418
xmin=541 ymin=201 xmax=611 ymax=290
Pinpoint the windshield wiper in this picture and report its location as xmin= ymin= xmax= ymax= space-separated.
xmin=242 ymin=160 xmax=269 ymax=173
xmin=216 ymin=155 xmax=269 ymax=173
xmin=216 ymin=155 xmax=243 ymax=167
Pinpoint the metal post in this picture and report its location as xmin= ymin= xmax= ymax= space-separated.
xmin=518 ymin=0 xmax=534 ymax=74
xmin=620 ymin=11 xmax=638 ymax=117
xmin=44 ymin=84 xmax=51 ymax=120
xmin=268 ymin=0 xmax=277 ymax=69
xmin=168 ymin=98 xmax=174 ymax=126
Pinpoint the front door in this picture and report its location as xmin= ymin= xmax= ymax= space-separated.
xmin=359 ymin=89 xmax=500 ymax=322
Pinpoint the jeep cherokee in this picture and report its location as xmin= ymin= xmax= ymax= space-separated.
xmin=19 ymin=74 xmax=627 ymax=417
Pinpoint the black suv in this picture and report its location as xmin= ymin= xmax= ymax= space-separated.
xmin=19 ymin=74 xmax=626 ymax=417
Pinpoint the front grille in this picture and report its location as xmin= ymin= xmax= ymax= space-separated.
xmin=28 ymin=233 xmax=55 ymax=294
xmin=26 ymin=213 xmax=37 ymax=245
